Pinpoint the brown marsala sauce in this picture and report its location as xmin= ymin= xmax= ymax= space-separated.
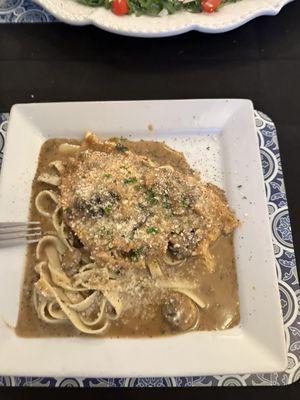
xmin=16 ymin=138 xmax=240 ymax=338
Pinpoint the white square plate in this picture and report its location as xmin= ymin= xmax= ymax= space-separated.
xmin=0 ymin=99 xmax=286 ymax=377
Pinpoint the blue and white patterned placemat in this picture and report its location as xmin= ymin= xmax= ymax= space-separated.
xmin=0 ymin=111 xmax=299 ymax=387
xmin=0 ymin=0 xmax=55 ymax=23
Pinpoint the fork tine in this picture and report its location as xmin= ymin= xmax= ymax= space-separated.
xmin=0 ymin=222 xmax=42 ymax=247
xmin=0 ymin=222 xmax=40 ymax=228
xmin=0 ymin=232 xmax=42 ymax=240
xmin=0 ymin=226 xmax=41 ymax=235
xmin=0 ymin=237 xmax=41 ymax=247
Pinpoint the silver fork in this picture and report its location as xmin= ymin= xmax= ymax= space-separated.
xmin=0 ymin=222 xmax=42 ymax=247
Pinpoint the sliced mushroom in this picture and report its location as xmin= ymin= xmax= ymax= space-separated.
xmin=162 ymin=292 xmax=199 ymax=332
xmin=167 ymin=229 xmax=198 ymax=261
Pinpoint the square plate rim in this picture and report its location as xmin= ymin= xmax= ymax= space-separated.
xmin=0 ymin=99 xmax=286 ymax=377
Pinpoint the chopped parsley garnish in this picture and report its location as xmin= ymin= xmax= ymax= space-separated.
xmin=146 ymin=227 xmax=159 ymax=235
xmin=103 ymin=173 xmax=112 ymax=178
xmin=104 ymin=204 xmax=112 ymax=215
xmin=129 ymin=247 xmax=144 ymax=262
xmin=181 ymin=196 xmax=191 ymax=208
xmin=162 ymin=194 xmax=171 ymax=209
xmin=123 ymin=177 xmax=138 ymax=184
xmin=146 ymin=189 xmax=158 ymax=204
xmin=134 ymin=184 xmax=145 ymax=191
xmin=116 ymin=142 xmax=128 ymax=152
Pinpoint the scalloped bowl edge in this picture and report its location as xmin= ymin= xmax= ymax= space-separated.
xmin=33 ymin=0 xmax=294 ymax=37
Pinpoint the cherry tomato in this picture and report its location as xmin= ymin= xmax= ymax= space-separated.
xmin=112 ymin=0 xmax=129 ymax=15
xmin=201 ymin=0 xmax=221 ymax=13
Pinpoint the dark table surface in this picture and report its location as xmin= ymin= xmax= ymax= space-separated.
xmin=0 ymin=0 xmax=300 ymax=397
